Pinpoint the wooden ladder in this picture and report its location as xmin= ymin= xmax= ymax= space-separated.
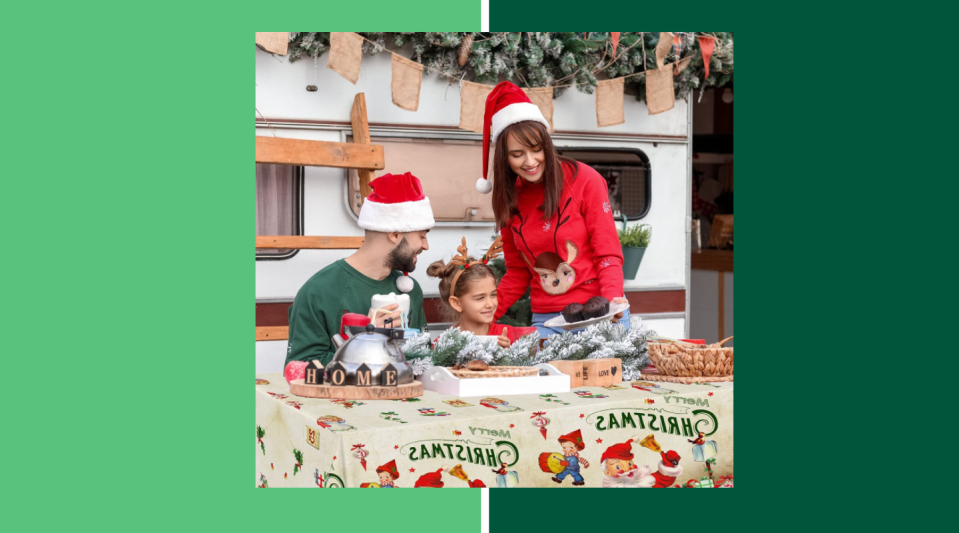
xmin=255 ymin=93 xmax=380 ymax=341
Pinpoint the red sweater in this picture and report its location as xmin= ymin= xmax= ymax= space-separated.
xmin=488 ymin=323 xmax=538 ymax=343
xmin=495 ymin=162 xmax=625 ymax=319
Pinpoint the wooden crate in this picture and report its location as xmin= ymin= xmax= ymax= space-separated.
xmin=582 ymin=359 xmax=620 ymax=388
xmin=548 ymin=360 xmax=584 ymax=388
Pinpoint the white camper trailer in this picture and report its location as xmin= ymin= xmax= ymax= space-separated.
xmin=255 ymin=50 xmax=693 ymax=374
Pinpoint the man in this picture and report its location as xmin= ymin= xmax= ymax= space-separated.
xmin=599 ymin=436 xmax=656 ymax=488
xmin=285 ymin=172 xmax=433 ymax=367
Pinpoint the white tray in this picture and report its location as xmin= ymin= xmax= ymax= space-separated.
xmin=416 ymin=364 xmax=571 ymax=397
xmin=543 ymin=302 xmax=630 ymax=330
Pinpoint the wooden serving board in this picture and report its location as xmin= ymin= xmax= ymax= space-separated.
xmin=289 ymin=379 xmax=423 ymax=400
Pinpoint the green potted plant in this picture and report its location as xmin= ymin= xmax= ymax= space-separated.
xmin=618 ymin=217 xmax=651 ymax=280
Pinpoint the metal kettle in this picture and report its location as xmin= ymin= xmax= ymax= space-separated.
xmin=328 ymin=324 xmax=414 ymax=386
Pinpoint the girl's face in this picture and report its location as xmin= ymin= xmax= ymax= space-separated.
xmin=449 ymin=275 xmax=498 ymax=324
xmin=506 ymin=131 xmax=546 ymax=183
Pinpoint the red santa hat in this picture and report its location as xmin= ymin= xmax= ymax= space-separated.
xmin=358 ymin=172 xmax=435 ymax=233
xmin=357 ymin=172 xmax=434 ymax=292
xmin=414 ymin=466 xmax=446 ymax=488
xmin=468 ymin=479 xmax=487 ymax=488
xmin=558 ymin=429 xmax=586 ymax=451
xmin=376 ymin=459 xmax=399 ymax=479
xmin=601 ymin=435 xmax=642 ymax=464
xmin=477 ymin=81 xmax=550 ymax=194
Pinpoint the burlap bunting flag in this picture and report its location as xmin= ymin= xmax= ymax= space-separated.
xmin=646 ymin=67 xmax=675 ymax=115
xmin=255 ymin=32 xmax=289 ymax=55
xmin=459 ymin=80 xmax=494 ymax=133
xmin=596 ymin=78 xmax=625 ymax=127
xmin=328 ymin=32 xmax=363 ymax=84
xmin=523 ymin=87 xmax=555 ymax=132
xmin=655 ymin=32 xmax=675 ymax=67
xmin=391 ymin=53 xmax=424 ymax=111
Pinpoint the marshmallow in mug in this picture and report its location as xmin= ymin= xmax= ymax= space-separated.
xmin=370 ymin=292 xmax=411 ymax=320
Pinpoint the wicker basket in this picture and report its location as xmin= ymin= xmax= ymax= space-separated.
xmin=447 ymin=366 xmax=540 ymax=379
xmin=647 ymin=337 xmax=733 ymax=378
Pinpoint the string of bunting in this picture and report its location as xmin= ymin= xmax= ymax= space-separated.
xmin=261 ymin=32 xmax=724 ymax=129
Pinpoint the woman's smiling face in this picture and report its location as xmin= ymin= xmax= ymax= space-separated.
xmin=506 ymin=131 xmax=546 ymax=183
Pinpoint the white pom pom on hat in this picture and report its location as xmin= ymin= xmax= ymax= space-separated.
xmin=475 ymin=177 xmax=493 ymax=194
xmin=396 ymin=272 xmax=414 ymax=293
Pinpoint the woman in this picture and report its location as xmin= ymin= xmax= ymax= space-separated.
xmin=476 ymin=81 xmax=629 ymax=337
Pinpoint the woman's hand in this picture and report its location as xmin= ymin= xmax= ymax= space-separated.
xmin=371 ymin=303 xmax=402 ymax=328
xmin=497 ymin=327 xmax=511 ymax=348
xmin=609 ymin=297 xmax=628 ymax=323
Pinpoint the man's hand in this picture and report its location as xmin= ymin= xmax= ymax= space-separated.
xmin=610 ymin=297 xmax=628 ymax=323
xmin=497 ymin=326 xmax=510 ymax=348
xmin=371 ymin=303 xmax=402 ymax=328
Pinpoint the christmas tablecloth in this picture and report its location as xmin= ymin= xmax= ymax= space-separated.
xmin=255 ymin=374 xmax=733 ymax=488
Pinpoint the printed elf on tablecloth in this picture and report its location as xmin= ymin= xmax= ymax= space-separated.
xmin=553 ymin=430 xmax=590 ymax=486
xmin=600 ymin=436 xmax=655 ymax=488
xmin=360 ymin=460 xmax=401 ymax=488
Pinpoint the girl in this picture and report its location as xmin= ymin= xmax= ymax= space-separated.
xmin=475 ymin=81 xmax=630 ymax=337
xmin=426 ymin=236 xmax=536 ymax=347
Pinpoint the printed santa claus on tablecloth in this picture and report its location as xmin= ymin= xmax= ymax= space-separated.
xmin=600 ymin=436 xmax=656 ymax=488
xmin=651 ymin=450 xmax=684 ymax=488
xmin=414 ymin=467 xmax=447 ymax=488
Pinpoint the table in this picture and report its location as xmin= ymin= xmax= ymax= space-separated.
xmin=255 ymin=373 xmax=733 ymax=488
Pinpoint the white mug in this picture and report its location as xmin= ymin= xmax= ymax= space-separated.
xmin=370 ymin=292 xmax=411 ymax=319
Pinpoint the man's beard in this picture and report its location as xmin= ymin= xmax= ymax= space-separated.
xmin=601 ymin=463 xmax=655 ymax=488
xmin=385 ymin=237 xmax=418 ymax=272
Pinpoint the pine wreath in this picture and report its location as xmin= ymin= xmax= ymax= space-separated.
xmin=293 ymin=448 xmax=304 ymax=476
xmin=256 ymin=425 xmax=266 ymax=456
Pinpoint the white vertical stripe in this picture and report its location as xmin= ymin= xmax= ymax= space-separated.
xmin=481 ymin=0 xmax=489 ymax=32
xmin=481 ymin=487 xmax=489 ymax=533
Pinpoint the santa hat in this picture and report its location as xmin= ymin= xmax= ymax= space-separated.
xmin=358 ymin=172 xmax=435 ymax=233
xmin=477 ymin=81 xmax=550 ymax=194
xmin=357 ymin=172 xmax=434 ymax=292
xmin=660 ymin=450 xmax=682 ymax=467
xmin=469 ymin=479 xmax=487 ymax=488
xmin=414 ymin=466 xmax=446 ymax=488
xmin=558 ymin=429 xmax=586 ymax=451
xmin=376 ymin=460 xmax=399 ymax=479
xmin=601 ymin=435 xmax=642 ymax=464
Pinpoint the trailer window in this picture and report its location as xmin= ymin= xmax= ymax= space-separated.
xmin=347 ymin=137 xmax=494 ymax=223
xmin=256 ymin=163 xmax=303 ymax=259
xmin=557 ymin=149 xmax=651 ymax=220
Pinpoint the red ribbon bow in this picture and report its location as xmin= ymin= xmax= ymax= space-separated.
xmin=351 ymin=444 xmax=365 ymax=451
xmin=530 ymin=411 xmax=546 ymax=418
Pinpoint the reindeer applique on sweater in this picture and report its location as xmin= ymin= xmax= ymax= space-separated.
xmin=512 ymin=198 xmax=579 ymax=295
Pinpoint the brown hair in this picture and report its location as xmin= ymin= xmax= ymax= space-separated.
xmin=491 ymin=121 xmax=580 ymax=230
xmin=426 ymin=258 xmax=496 ymax=322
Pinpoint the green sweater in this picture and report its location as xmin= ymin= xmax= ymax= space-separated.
xmin=285 ymin=259 xmax=428 ymax=366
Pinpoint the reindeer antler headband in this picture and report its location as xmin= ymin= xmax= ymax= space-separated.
xmin=450 ymin=236 xmax=503 ymax=292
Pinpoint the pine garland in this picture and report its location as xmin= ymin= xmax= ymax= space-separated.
xmin=487 ymin=257 xmax=532 ymax=327
xmin=538 ymin=317 xmax=656 ymax=381
xmin=286 ymin=32 xmax=733 ymax=102
xmin=401 ymin=316 xmax=655 ymax=380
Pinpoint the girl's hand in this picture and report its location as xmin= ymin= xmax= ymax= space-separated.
xmin=497 ymin=327 xmax=511 ymax=348
xmin=610 ymin=297 xmax=628 ymax=323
